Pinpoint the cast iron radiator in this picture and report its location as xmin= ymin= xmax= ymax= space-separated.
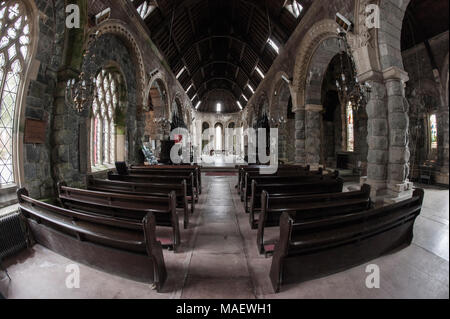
xmin=0 ymin=212 xmax=27 ymax=261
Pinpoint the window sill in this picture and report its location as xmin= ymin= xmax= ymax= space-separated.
xmin=0 ymin=184 xmax=18 ymax=209
xmin=91 ymin=164 xmax=115 ymax=174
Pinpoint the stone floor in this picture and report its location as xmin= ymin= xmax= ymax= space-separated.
xmin=1 ymin=175 xmax=448 ymax=299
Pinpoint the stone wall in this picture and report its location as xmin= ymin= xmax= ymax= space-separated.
xmin=22 ymin=0 xmax=65 ymax=199
xmin=403 ymin=31 xmax=449 ymax=184
xmin=52 ymin=32 xmax=140 ymax=187
xmin=19 ymin=1 xmax=195 ymax=199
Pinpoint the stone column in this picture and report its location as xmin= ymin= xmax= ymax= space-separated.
xmin=384 ymin=67 xmax=414 ymax=202
xmin=364 ymin=76 xmax=389 ymax=199
xmin=305 ymin=104 xmax=323 ymax=169
xmin=437 ymin=104 xmax=449 ymax=184
xmin=295 ymin=109 xmax=306 ymax=164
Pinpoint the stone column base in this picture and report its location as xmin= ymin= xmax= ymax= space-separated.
xmin=384 ymin=181 xmax=414 ymax=204
xmin=435 ymin=171 xmax=449 ymax=186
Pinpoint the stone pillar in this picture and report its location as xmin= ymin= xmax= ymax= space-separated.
xmin=437 ymin=104 xmax=449 ymax=184
xmin=365 ymin=77 xmax=389 ymax=199
xmin=295 ymin=109 xmax=306 ymax=164
xmin=305 ymin=104 xmax=323 ymax=169
xmin=384 ymin=67 xmax=414 ymax=202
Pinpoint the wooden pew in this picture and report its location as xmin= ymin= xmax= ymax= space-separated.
xmin=131 ymin=165 xmax=202 ymax=195
xmin=57 ymin=183 xmax=181 ymax=251
xmin=237 ymin=165 xmax=311 ymax=197
xmin=248 ymin=177 xmax=345 ymax=229
xmin=108 ymin=172 xmax=197 ymax=208
xmin=87 ymin=176 xmax=192 ymax=229
xmin=243 ymin=171 xmax=333 ymax=212
xmin=269 ymin=188 xmax=424 ymax=293
xmin=257 ymin=183 xmax=370 ymax=254
xmin=128 ymin=167 xmax=200 ymax=198
xmin=241 ymin=168 xmax=326 ymax=202
xmin=17 ymin=188 xmax=167 ymax=291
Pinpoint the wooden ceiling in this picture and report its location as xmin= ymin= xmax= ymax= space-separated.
xmin=132 ymin=0 xmax=312 ymax=113
xmin=401 ymin=0 xmax=449 ymax=51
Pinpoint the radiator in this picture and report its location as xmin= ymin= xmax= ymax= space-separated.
xmin=0 ymin=212 xmax=27 ymax=261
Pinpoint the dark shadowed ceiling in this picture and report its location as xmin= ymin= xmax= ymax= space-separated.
xmin=132 ymin=0 xmax=312 ymax=113
xmin=401 ymin=0 xmax=449 ymax=51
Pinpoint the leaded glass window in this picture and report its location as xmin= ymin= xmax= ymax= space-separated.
xmin=90 ymin=69 xmax=121 ymax=168
xmin=346 ymin=101 xmax=354 ymax=152
xmin=0 ymin=1 xmax=30 ymax=185
xmin=430 ymin=114 xmax=438 ymax=150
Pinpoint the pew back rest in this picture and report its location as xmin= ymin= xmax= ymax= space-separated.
xmin=108 ymin=172 xmax=195 ymax=196
xmin=261 ymin=183 xmax=370 ymax=226
xmin=87 ymin=176 xmax=186 ymax=198
xmin=17 ymin=188 xmax=156 ymax=252
xmin=247 ymin=174 xmax=339 ymax=198
xmin=57 ymin=183 xmax=177 ymax=226
xmin=283 ymin=188 xmax=424 ymax=254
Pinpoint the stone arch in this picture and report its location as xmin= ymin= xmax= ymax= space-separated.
xmin=145 ymin=71 xmax=169 ymax=117
xmin=86 ymin=19 xmax=146 ymax=112
xmin=271 ymin=77 xmax=296 ymax=163
xmin=256 ymin=92 xmax=269 ymax=121
xmin=377 ymin=0 xmax=411 ymax=70
xmin=292 ymin=19 xmax=340 ymax=110
xmin=304 ymin=37 xmax=341 ymax=106
xmin=269 ymin=71 xmax=293 ymax=114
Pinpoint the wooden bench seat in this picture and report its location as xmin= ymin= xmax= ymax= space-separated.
xmin=128 ymin=168 xmax=200 ymax=198
xmin=236 ymin=165 xmax=310 ymax=194
xmin=248 ymin=177 xmax=345 ymax=229
xmin=241 ymin=169 xmax=328 ymax=202
xmin=57 ymin=183 xmax=180 ymax=251
xmin=108 ymin=172 xmax=197 ymax=204
xmin=17 ymin=188 xmax=167 ymax=291
xmin=269 ymin=188 xmax=424 ymax=293
xmin=257 ymin=184 xmax=371 ymax=254
xmin=87 ymin=176 xmax=192 ymax=229
xmin=243 ymin=172 xmax=336 ymax=213
xmin=238 ymin=165 xmax=313 ymax=197
xmin=131 ymin=165 xmax=202 ymax=194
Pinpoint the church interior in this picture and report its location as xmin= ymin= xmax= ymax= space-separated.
xmin=0 ymin=0 xmax=448 ymax=300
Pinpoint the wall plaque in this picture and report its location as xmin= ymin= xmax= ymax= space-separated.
xmin=24 ymin=118 xmax=47 ymax=144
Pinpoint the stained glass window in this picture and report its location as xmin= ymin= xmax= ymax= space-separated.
xmin=430 ymin=114 xmax=438 ymax=150
xmin=90 ymin=69 xmax=121 ymax=168
xmin=346 ymin=101 xmax=354 ymax=152
xmin=0 ymin=1 xmax=30 ymax=185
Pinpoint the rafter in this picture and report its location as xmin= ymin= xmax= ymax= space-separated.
xmin=179 ymin=35 xmax=268 ymax=71
xmin=195 ymin=77 xmax=243 ymax=100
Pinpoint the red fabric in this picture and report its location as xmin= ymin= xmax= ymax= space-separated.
xmin=264 ymin=244 xmax=275 ymax=253
xmin=157 ymin=237 xmax=173 ymax=246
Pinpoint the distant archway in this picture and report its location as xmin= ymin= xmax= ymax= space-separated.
xmin=214 ymin=123 xmax=224 ymax=152
xmin=143 ymin=78 xmax=168 ymax=156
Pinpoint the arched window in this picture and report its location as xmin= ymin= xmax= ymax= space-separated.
xmin=0 ymin=1 xmax=31 ymax=185
xmin=429 ymin=114 xmax=438 ymax=150
xmin=346 ymin=101 xmax=354 ymax=152
xmin=90 ymin=69 xmax=122 ymax=169
xmin=215 ymin=123 xmax=223 ymax=151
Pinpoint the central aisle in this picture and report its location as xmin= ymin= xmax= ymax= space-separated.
xmin=179 ymin=174 xmax=256 ymax=299
xmin=3 ymin=174 xmax=448 ymax=299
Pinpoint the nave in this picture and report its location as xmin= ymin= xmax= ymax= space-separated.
xmin=2 ymin=174 xmax=448 ymax=299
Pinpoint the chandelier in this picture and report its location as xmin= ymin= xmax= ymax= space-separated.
xmin=269 ymin=115 xmax=287 ymax=128
xmin=65 ymin=31 xmax=100 ymax=113
xmin=335 ymin=30 xmax=371 ymax=111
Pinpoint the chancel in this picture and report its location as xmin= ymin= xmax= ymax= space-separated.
xmin=0 ymin=0 xmax=448 ymax=300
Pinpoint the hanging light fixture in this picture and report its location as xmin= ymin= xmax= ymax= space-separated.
xmin=65 ymin=31 xmax=100 ymax=113
xmin=335 ymin=30 xmax=371 ymax=111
